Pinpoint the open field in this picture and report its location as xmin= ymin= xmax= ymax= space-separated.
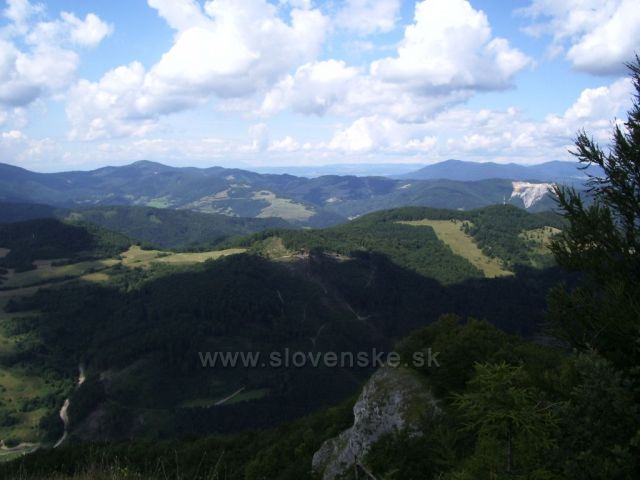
xmin=121 ymin=246 xmax=245 ymax=268
xmin=0 ymin=246 xmax=246 ymax=290
xmin=398 ymin=219 xmax=512 ymax=278
xmin=253 ymin=190 xmax=315 ymax=221
xmin=253 ymin=236 xmax=292 ymax=259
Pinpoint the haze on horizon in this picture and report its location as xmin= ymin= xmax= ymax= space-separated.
xmin=0 ymin=0 xmax=638 ymax=172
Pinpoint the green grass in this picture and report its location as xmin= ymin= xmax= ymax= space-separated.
xmin=252 ymin=236 xmax=292 ymax=259
xmin=0 ymin=366 xmax=63 ymax=446
xmin=1 ymin=260 xmax=117 ymax=289
xmin=398 ymin=219 xmax=512 ymax=278
xmin=121 ymin=246 xmax=245 ymax=268
xmin=145 ymin=197 xmax=172 ymax=208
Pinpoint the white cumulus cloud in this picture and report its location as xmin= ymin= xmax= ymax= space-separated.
xmin=0 ymin=0 xmax=111 ymax=110
xmin=370 ymin=0 xmax=532 ymax=92
xmin=521 ymin=0 xmax=640 ymax=75
xmin=66 ymin=0 xmax=329 ymax=139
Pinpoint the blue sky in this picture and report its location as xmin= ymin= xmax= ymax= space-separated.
xmin=0 ymin=0 xmax=638 ymax=172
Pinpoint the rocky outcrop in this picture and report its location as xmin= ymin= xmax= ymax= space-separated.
xmin=312 ymin=366 xmax=438 ymax=480
xmin=510 ymin=181 xmax=555 ymax=209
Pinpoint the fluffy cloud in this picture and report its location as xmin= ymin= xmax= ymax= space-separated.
xmin=325 ymin=77 xmax=634 ymax=160
xmin=521 ymin=0 xmax=640 ymax=75
xmin=67 ymin=0 xmax=329 ymax=140
xmin=66 ymin=62 xmax=155 ymax=141
xmin=260 ymin=0 xmax=529 ymax=123
xmin=261 ymin=60 xmax=359 ymax=116
xmin=260 ymin=59 xmax=475 ymax=122
xmin=3 ymin=0 xmax=44 ymax=35
xmin=61 ymin=12 xmax=114 ymax=47
xmin=0 ymin=0 xmax=111 ymax=110
xmin=142 ymin=0 xmax=327 ymax=104
xmin=269 ymin=135 xmax=300 ymax=152
xmin=371 ymin=0 xmax=532 ymax=92
xmin=328 ymin=115 xmax=438 ymax=153
xmin=336 ymin=0 xmax=401 ymax=35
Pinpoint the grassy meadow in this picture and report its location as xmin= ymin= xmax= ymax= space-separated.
xmin=398 ymin=219 xmax=513 ymax=278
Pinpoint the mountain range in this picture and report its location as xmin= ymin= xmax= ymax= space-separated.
xmin=399 ymin=159 xmax=600 ymax=182
xmin=0 ymin=160 xmax=581 ymax=225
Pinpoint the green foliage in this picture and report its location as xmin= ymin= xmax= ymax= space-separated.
xmin=239 ymin=205 xmax=563 ymax=285
xmin=63 ymin=205 xmax=291 ymax=250
xmin=452 ymin=362 xmax=559 ymax=478
xmin=557 ymin=353 xmax=639 ymax=479
xmin=1 ymin=399 xmax=355 ymax=479
xmin=549 ymin=58 xmax=640 ymax=370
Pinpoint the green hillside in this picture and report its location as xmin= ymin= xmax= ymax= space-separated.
xmin=61 ymin=205 xmax=291 ymax=249
xmin=240 ymin=205 xmax=564 ymax=282
xmin=0 ymin=219 xmax=130 ymax=272
xmin=0 ymin=208 xmax=567 ymax=452
xmin=0 ymin=203 xmax=293 ymax=250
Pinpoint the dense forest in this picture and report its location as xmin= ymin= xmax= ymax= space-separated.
xmin=237 ymin=204 xmax=564 ymax=282
xmin=0 ymin=219 xmax=130 ymax=272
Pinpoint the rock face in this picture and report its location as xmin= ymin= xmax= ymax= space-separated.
xmin=510 ymin=181 xmax=555 ymax=209
xmin=312 ymin=367 xmax=438 ymax=479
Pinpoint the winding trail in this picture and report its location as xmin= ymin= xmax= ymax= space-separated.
xmin=53 ymin=364 xmax=85 ymax=449
xmin=214 ymin=387 xmax=246 ymax=406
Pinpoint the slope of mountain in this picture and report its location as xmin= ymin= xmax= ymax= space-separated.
xmin=400 ymin=159 xmax=600 ymax=183
xmin=0 ymin=162 xmax=564 ymax=222
xmin=0 ymin=203 xmax=292 ymax=250
xmin=60 ymin=206 xmax=292 ymax=249
xmin=242 ymin=204 xmax=564 ymax=278
xmin=0 ymin=218 xmax=130 ymax=271
xmin=0 ymin=206 xmax=567 ymax=450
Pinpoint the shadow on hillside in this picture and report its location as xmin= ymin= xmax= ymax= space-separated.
xmin=3 ymin=251 xmax=573 ymax=438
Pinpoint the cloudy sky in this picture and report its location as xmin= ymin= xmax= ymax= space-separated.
xmin=0 ymin=0 xmax=638 ymax=172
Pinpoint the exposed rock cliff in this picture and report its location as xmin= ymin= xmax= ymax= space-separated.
xmin=312 ymin=366 xmax=438 ymax=479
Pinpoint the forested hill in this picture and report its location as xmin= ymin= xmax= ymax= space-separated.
xmin=0 ymin=202 xmax=569 ymax=451
xmin=0 ymin=161 xmax=562 ymax=225
xmin=0 ymin=203 xmax=291 ymax=250
xmin=240 ymin=204 xmax=565 ymax=283
xmin=0 ymin=218 xmax=130 ymax=272
xmin=60 ymin=206 xmax=291 ymax=249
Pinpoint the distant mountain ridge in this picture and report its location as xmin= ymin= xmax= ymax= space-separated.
xmin=399 ymin=159 xmax=601 ymax=183
xmin=0 ymin=160 xmax=581 ymax=223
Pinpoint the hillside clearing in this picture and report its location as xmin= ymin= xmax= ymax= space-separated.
xmin=121 ymin=246 xmax=245 ymax=268
xmin=1 ymin=259 xmax=117 ymax=289
xmin=253 ymin=191 xmax=315 ymax=221
xmin=398 ymin=219 xmax=512 ymax=278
